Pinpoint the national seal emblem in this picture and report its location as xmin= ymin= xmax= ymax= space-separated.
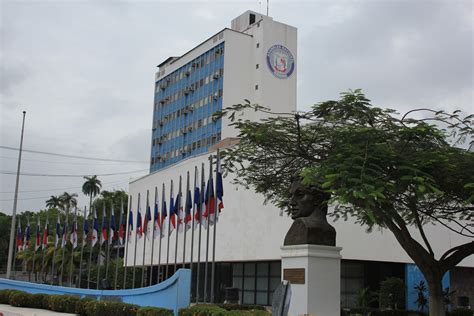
xmin=266 ymin=45 xmax=295 ymax=79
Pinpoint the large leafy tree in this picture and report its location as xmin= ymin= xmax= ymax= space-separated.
xmin=217 ymin=90 xmax=473 ymax=316
xmin=59 ymin=192 xmax=78 ymax=212
xmin=82 ymin=175 xmax=102 ymax=214
xmin=45 ymin=195 xmax=62 ymax=210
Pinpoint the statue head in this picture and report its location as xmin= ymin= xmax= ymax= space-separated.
xmin=288 ymin=176 xmax=330 ymax=220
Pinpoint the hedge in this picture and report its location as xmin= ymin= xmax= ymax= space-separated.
xmin=179 ymin=304 xmax=270 ymax=316
xmin=0 ymin=290 xmax=173 ymax=316
xmin=341 ymin=308 xmax=427 ymax=316
xmin=448 ymin=309 xmax=474 ymax=316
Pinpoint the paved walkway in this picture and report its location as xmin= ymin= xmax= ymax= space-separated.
xmin=0 ymin=304 xmax=77 ymax=316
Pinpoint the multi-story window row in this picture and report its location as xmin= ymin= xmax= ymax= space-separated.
xmin=150 ymin=42 xmax=225 ymax=172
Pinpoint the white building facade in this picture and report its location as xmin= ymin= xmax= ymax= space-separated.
xmin=129 ymin=11 xmax=474 ymax=309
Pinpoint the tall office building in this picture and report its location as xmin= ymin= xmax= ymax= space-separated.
xmin=150 ymin=11 xmax=297 ymax=172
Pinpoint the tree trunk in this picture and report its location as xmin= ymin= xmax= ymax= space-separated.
xmin=426 ymin=274 xmax=446 ymax=316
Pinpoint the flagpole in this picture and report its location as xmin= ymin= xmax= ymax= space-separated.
xmin=157 ymin=183 xmax=165 ymax=284
xmin=60 ymin=210 xmax=68 ymax=286
xmin=174 ymin=176 xmax=182 ymax=274
xmin=114 ymin=199 xmax=123 ymax=290
xmin=69 ymin=208 xmax=77 ymax=286
xmin=141 ymin=190 xmax=149 ymax=287
xmin=204 ymin=156 xmax=213 ymax=303
xmin=6 ymin=111 xmax=26 ymax=280
xmin=96 ymin=204 xmax=105 ymax=290
xmin=123 ymin=195 xmax=132 ymax=289
xmin=196 ymin=163 xmax=205 ymax=302
xmin=78 ymin=206 xmax=87 ymax=288
xmin=51 ymin=214 xmax=58 ymax=284
xmin=183 ymin=171 xmax=190 ymax=269
xmin=166 ymin=180 xmax=173 ymax=279
xmin=190 ymin=167 xmax=197 ymax=300
xmin=132 ymin=193 xmax=140 ymax=289
xmin=106 ymin=201 xmax=113 ymax=281
xmin=13 ymin=219 xmax=20 ymax=280
xmin=149 ymin=187 xmax=157 ymax=286
xmin=211 ymin=149 xmax=220 ymax=303
xmin=40 ymin=217 xmax=48 ymax=283
xmin=87 ymin=207 xmax=94 ymax=289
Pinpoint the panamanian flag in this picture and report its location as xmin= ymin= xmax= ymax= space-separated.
xmin=61 ymin=217 xmax=67 ymax=248
xmin=203 ymin=178 xmax=215 ymax=227
xmin=55 ymin=215 xmax=61 ymax=248
xmin=83 ymin=212 xmax=89 ymax=246
xmin=193 ymin=187 xmax=202 ymax=229
xmin=127 ymin=207 xmax=133 ymax=242
xmin=70 ymin=215 xmax=78 ymax=249
xmin=119 ymin=208 xmax=126 ymax=245
xmin=16 ymin=220 xmax=22 ymax=251
xmin=153 ymin=199 xmax=160 ymax=236
xmin=91 ymin=208 xmax=99 ymax=247
xmin=35 ymin=217 xmax=41 ymax=251
xmin=109 ymin=210 xmax=116 ymax=245
xmin=184 ymin=189 xmax=193 ymax=231
xmin=101 ymin=207 xmax=108 ymax=245
xmin=42 ymin=217 xmax=49 ymax=250
xmin=169 ymin=195 xmax=176 ymax=235
xmin=23 ymin=220 xmax=30 ymax=250
xmin=136 ymin=204 xmax=143 ymax=238
xmin=161 ymin=200 xmax=167 ymax=238
xmin=144 ymin=201 xmax=152 ymax=239
xmin=177 ymin=193 xmax=184 ymax=233
xmin=215 ymin=166 xmax=224 ymax=223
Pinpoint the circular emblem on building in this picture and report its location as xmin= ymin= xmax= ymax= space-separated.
xmin=266 ymin=44 xmax=295 ymax=79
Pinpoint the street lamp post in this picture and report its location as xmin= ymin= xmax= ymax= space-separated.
xmin=6 ymin=111 xmax=27 ymax=279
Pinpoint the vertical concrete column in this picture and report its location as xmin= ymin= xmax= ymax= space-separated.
xmin=281 ymin=244 xmax=342 ymax=316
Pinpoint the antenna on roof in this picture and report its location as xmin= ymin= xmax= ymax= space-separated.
xmin=267 ymin=0 xmax=269 ymax=16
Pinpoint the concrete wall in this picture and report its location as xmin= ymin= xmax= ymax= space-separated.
xmin=128 ymin=151 xmax=474 ymax=269
xmin=0 ymin=269 xmax=191 ymax=315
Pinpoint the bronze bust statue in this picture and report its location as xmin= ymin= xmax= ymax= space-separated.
xmin=283 ymin=178 xmax=336 ymax=246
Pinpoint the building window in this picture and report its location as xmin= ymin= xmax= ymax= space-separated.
xmin=256 ymin=64 xmax=259 ymax=69
xmin=249 ymin=13 xmax=256 ymax=25
xmin=255 ymin=85 xmax=258 ymax=90
xmin=256 ymin=43 xmax=259 ymax=48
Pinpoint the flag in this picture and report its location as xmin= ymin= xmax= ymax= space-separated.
xmin=16 ymin=221 xmax=22 ymax=251
xmin=101 ymin=207 xmax=108 ymax=245
xmin=109 ymin=210 xmax=116 ymax=245
xmin=161 ymin=200 xmax=167 ymax=238
xmin=83 ymin=210 xmax=89 ymax=247
xmin=177 ymin=193 xmax=184 ymax=233
xmin=127 ymin=207 xmax=133 ymax=242
xmin=23 ymin=220 xmax=30 ymax=250
xmin=214 ymin=167 xmax=224 ymax=224
xmin=193 ymin=187 xmax=202 ymax=228
xmin=35 ymin=217 xmax=41 ymax=251
xmin=144 ymin=202 xmax=152 ymax=238
xmin=61 ymin=217 xmax=67 ymax=248
xmin=70 ymin=215 xmax=78 ymax=249
xmin=42 ymin=218 xmax=49 ymax=250
xmin=136 ymin=204 xmax=143 ymax=238
xmin=169 ymin=195 xmax=176 ymax=235
xmin=119 ymin=209 xmax=126 ymax=245
xmin=153 ymin=200 xmax=160 ymax=236
xmin=203 ymin=178 xmax=215 ymax=227
xmin=184 ymin=189 xmax=192 ymax=231
xmin=92 ymin=209 xmax=99 ymax=247
xmin=55 ymin=215 xmax=60 ymax=248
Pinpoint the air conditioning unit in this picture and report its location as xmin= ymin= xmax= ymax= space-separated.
xmin=160 ymin=83 xmax=167 ymax=90
xmin=187 ymin=125 xmax=193 ymax=132
xmin=184 ymin=88 xmax=190 ymax=95
xmin=212 ymin=72 xmax=220 ymax=80
xmin=181 ymin=128 xmax=187 ymax=134
xmin=185 ymin=68 xmax=191 ymax=76
xmin=159 ymin=99 xmax=165 ymax=105
xmin=159 ymin=120 xmax=164 ymax=126
xmin=213 ymin=93 xmax=219 ymax=100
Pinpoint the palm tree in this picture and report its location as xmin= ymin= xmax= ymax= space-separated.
xmin=45 ymin=195 xmax=62 ymax=209
xmin=59 ymin=192 xmax=78 ymax=211
xmin=82 ymin=175 xmax=102 ymax=213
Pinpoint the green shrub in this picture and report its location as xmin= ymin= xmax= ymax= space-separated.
xmin=179 ymin=304 xmax=227 ymax=316
xmin=225 ymin=310 xmax=270 ymax=315
xmin=371 ymin=310 xmax=426 ymax=316
xmin=448 ymin=309 xmax=474 ymax=316
xmin=137 ymin=306 xmax=174 ymax=316
xmin=48 ymin=294 xmax=81 ymax=313
xmin=0 ymin=289 xmax=23 ymax=304
xmin=216 ymin=304 xmax=266 ymax=311
xmin=379 ymin=277 xmax=405 ymax=309
xmin=75 ymin=296 xmax=96 ymax=315
xmin=28 ymin=293 xmax=51 ymax=309
xmin=85 ymin=300 xmax=139 ymax=316
xmin=9 ymin=291 xmax=32 ymax=307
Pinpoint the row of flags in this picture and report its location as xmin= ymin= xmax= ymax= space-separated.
xmin=15 ymin=206 xmax=127 ymax=252
xmin=15 ymin=168 xmax=224 ymax=252
xmin=128 ymin=169 xmax=224 ymax=241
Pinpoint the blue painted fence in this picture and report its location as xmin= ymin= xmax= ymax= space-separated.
xmin=0 ymin=268 xmax=191 ymax=315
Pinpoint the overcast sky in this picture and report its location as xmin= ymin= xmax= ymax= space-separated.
xmin=1 ymin=0 xmax=472 ymax=214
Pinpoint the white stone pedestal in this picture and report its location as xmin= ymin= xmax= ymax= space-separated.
xmin=281 ymin=244 xmax=342 ymax=316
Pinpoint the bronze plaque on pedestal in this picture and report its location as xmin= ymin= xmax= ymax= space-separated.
xmin=283 ymin=268 xmax=305 ymax=284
